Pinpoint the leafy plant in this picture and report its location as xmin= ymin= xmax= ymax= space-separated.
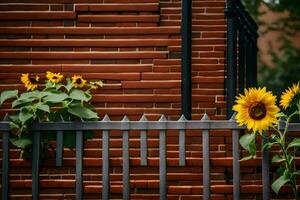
xmin=0 ymin=72 xmax=103 ymax=159
xmin=233 ymin=83 xmax=300 ymax=198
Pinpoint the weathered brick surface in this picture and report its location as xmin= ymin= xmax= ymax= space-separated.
xmin=0 ymin=0 xmax=270 ymax=199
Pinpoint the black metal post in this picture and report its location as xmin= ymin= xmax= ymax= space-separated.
xmin=181 ymin=0 xmax=192 ymax=120
xmin=226 ymin=0 xmax=238 ymax=119
xmin=238 ymin=29 xmax=245 ymax=93
xmin=246 ymin=43 xmax=257 ymax=87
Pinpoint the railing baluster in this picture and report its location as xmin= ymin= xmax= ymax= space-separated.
xmin=159 ymin=115 xmax=167 ymax=200
xmin=232 ymin=130 xmax=240 ymax=199
xmin=140 ymin=115 xmax=148 ymax=166
xmin=178 ymin=115 xmax=186 ymax=166
xmin=122 ymin=116 xmax=130 ymax=200
xmin=56 ymin=130 xmax=63 ymax=167
xmin=238 ymin=29 xmax=245 ymax=93
xmin=76 ymin=130 xmax=83 ymax=200
xmin=262 ymin=133 xmax=270 ymax=200
xmin=231 ymin=113 xmax=240 ymax=200
xmin=2 ymin=114 xmax=10 ymax=200
xmin=102 ymin=115 xmax=110 ymax=200
xmin=201 ymin=114 xmax=210 ymax=200
xmin=32 ymin=131 xmax=40 ymax=200
xmin=2 ymin=131 xmax=9 ymax=200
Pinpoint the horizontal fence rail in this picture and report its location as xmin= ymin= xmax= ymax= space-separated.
xmin=1 ymin=114 xmax=300 ymax=200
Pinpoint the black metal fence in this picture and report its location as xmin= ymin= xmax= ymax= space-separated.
xmin=2 ymin=114 xmax=298 ymax=200
xmin=226 ymin=0 xmax=258 ymax=119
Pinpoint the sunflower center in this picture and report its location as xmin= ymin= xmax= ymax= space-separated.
xmin=75 ymin=78 xmax=82 ymax=84
xmin=29 ymin=77 xmax=38 ymax=84
xmin=52 ymin=76 xmax=58 ymax=79
xmin=248 ymin=102 xmax=267 ymax=120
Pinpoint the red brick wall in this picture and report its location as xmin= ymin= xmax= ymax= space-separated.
xmin=0 ymin=1 xmax=264 ymax=199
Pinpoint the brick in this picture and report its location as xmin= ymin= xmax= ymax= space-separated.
xmin=0 ymin=27 xmax=180 ymax=35
xmin=0 ymin=39 xmax=180 ymax=47
xmin=0 ymin=4 xmax=49 ymax=11
xmin=76 ymin=4 xmax=159 ymax=12
xmin=0 ymin=51 xmax=167 ymax=59
xmin=0 ymin=12 xmax=76 ymax=20
xmin=168 ymin=186 xmax=191 ymax=194
xmin=122 ymin=81 xmax=180 ymax=89
xmin=78 ymin=15 xmax=160 ymax=23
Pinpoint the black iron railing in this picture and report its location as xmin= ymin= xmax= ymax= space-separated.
xmin=226 ymin=0 xmax=258 ymax=119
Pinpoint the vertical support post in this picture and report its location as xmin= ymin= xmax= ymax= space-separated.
xmin=181 ymin=0 xmax=192 ymax=120
xmin=262 ymin=133 xmax=270 ymax=200
xmin=102 ymin=130 xmax=110 ymax=200
xmin=238 ymin=28 xmax=245 ymax=93
xmin=122 ymin=116 xmax=130 ymax=200
xmin=201 ymin=114 xmax=210 ymax=200
xmin=178 ymin=115 xmax=187 ymax=166
xmin=246 ymin=43 xmax=257 ymax=87
xmin=76 ymin=130 xmax=83 ymax=200
xmin=140 ymin=115 xmax=148 ymax=166
xmin=226 ymin=0 xmax=238 ymax=119
xmin=159 ymin=115 xmax=167 ymax=200
xmin=2 ymin=131 xmax=10 ymax=200
xmin=232 ymin=130 xmax=240 ymax=200
xmin=32 ymin=131 xmax=40 ymax=200
xmin=102 ymin=115 xmax=111 ymax=200
xmin=56 ymin=130 xmax=63 ymax=167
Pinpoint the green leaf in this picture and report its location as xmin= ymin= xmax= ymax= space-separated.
xmin=36 ymin=104 xmax=50 ymax=113
xmin=240 ymin=155 xmax=256 ymax=161
xmin=272 ymin=155 xmax=286 ymax=163
xmin=287 ymin=138 xmax=300 ymax=149
xmin=43 ymin=91 xmax=68 ymax=103
xmin=9 ymin=121 xmax=20 ymax=130
xmin=239 ymin=132 xmax=257 ymax=157
xmin=0 ymin=90 xmax=18 ymax=105
xmin=64 ymin=78 xmax=73 ymax=92
xmin=20 ymin=91 xmax=39 ymax=99
xmin=70 ymin=89 xmax=91 ymax=102
xmin=12 ymin=98 xmax=32 ymax=108
xmin=10 ymin=136 xmax=32 ymax=149
xmin=68 ymin=104 xmax=98 ymax=120
xmin=19 ymin=110 xmax=33 ymax=123
xmin=272 ymin=175 xmax=290 ymax=195
xmin=45 ymin=81 xmax=55 ymax=89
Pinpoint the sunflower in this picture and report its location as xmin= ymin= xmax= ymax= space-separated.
xmin=21 ymin=73 xmax=40 ymax=91
xmin=71 ymin=75 xmax=87 ymax=88
xmin=233 ymin=87 xmax=280 ymax=134
xmin=89 ymin=80 xmax=103 ymax=90
xmin=46 ymin=71 xmax=63 ymax=84
xmin=280 ymin=82 xmax=300 ymax=109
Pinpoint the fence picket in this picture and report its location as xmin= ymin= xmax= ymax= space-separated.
xmin=122 ymin=116 xmax=130 ymax=200
xmin=232 ymin=130 xmax=240 ymax=200
xmin=201 ymin=114 xmax=210 ymax=200
xmin=262 ymin=133 xmax=270 ymax=200
xmin=2 ymin=131 xmax=9 ymax=200
xmin=178 ymin=115 xmax=186 ymax=166
xmin=76 ymin=130 xmax=83 ymax=200
xmin=56 ymin=130 xmax=63 ymax=167
xmin=159 ymin=115 xmax=167 ymax=200
xmin=140 ymin=115 xmax=148 ymax=166
xmin=102 ymin=115 xmax=110 ymax=200
xmin=32 ymin=131 xmax=40 ymax=200
xmin=2 ymin=114 xmax=9 ymax=200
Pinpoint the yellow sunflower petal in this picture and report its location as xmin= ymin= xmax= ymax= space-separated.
xmin=233 ymin=87 xmax=279 ymax=133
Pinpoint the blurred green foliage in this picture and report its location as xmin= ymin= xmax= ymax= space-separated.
xmin=258 ymin=40 xmax=300 ymax=96
xmin=242 ymin=0 xmax=300 ymax=95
